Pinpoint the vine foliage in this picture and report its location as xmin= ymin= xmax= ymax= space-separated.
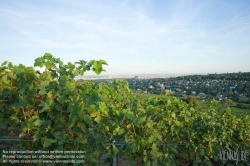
xmin=0 ymin=53 xmax=250 ymax=165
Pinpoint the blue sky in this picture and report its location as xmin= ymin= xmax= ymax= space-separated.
xmin=0 ymin=0 xmax=250 ymax=75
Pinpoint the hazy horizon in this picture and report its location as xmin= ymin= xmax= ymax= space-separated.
xmin=79 ymin=72 xmax=246 ymax=77
xmin=1 ymin=0 xmax=250 ymax=75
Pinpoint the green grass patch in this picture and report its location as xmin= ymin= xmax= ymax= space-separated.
xmin=198 ymin=100 xmax=250 ymax=118
xmin=134 ymin=93 xmax=250 ymax=118
xmin=134 ymin=92 xmax=173 ymax=100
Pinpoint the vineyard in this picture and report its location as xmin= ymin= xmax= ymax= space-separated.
xmin=1 ymin=53 xmax=250 ymax=165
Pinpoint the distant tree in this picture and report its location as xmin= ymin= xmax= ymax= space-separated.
xmin=185 ymin=96 xmax=200 ymax=108
xmin=224 ymin=99 xmax=235 ymax=107
xmin=161 ymin=91 xmax=171 ymax=96
xmin=206 ymin=95 xmax=214 ymax=100
xmin=237 ymin=85 xmax=244 ymax=93
xmin=236 ymin=103 xmax=250 ymax=109
xmin=210 ymin=90 xmax=217 ymax=96
xmin=218 ymin=87 xmax=222 ymax=94
xmin=245 ymin=81 xmax=250 ymax=88
xmin=229 ymin=89 xmax=234 ymax=96
xmin=239 ymin=96 xmax=248 ymax=103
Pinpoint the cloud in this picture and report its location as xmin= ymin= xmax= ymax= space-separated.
xmin=0 ymin=0 xmax=250 ymax=74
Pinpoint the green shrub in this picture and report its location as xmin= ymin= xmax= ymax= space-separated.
xmin=184 ymin=96 xmax=200 ymax=108
xmin=224 ymin=99 xmax=235 ymax=107
xmin=236 ymin=103 xmax=250 ymax=109
xmin=239 ymin=96 xmax=248 ymax=103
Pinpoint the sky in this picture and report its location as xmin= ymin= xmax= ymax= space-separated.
xmin=0 ymin=0 xmax=250 ymax=75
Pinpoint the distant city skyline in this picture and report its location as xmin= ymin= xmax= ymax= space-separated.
xmin=0 ymin=0 xmax=250 ymax=75
xmin=78 ymin=72 xmax=248 ymax=80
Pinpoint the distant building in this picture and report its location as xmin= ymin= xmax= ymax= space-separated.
xmin=149 ymin=85 xmax=154 ymax=89
xmin=197 ymin=93 xmax=207 ymax=99
xmin=216 ymin=94 xmax=224 ymax=100
xmin=181 ymin=94 xmax=187 ymax=99
xmin=165 ymin=89 xmax=171 ymax=92
xmin=178 ymin=80 xmax=184 ymax=84
xmin=160 ymin=84 xmax=165 ymax=89
xmin=135 ymin=89 xmax=142 ymax=93
xmin=165 ymin=86 xmax=171 ymax=89
xmin=222 ymin=92 xmax=229 ymax=97
xmin=157 ymin=83 xmax=165 ymax=89
xmin=175 ymin=88 xmax=181 ymax=92
xmin=191 ymin=91 xmax=196 ymax=95
xmin=238 ymin=93 xmax=244 ymax=97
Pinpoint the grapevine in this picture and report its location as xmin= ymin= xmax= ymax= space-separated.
xmin=0 ymin=53 xmax=249 ymax=165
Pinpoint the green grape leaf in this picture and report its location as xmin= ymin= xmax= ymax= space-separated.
xmin=53 ymin=132 xmax=63 ymax=139
xmin=1 ymin=61 xmax=8 ymax=66
xmin=15 ymin=66 xmax=25 ymax=74
xmin=43 ymin=137 xmax=57 ymax=148
xmin=99 ymin=59 xmax=108 ymax=65
xmin=34 ymin=57 xmax=45 ymax=67
xmin=39 ymin=101 xmax=49 ymax=113
xmin=94 ymin=115 xmax=102 ymax=123
xmin=44 ymin=53 xmax=53 ymax=59
xmin=174 ymin=120 xmax=181 ymax=126
xmin=74 ymin=69 xmax=80 ymax=76
xmin=55 ymin=103 xmax=63 ymax=111
xmin=69 ymin=111 xmax=77 ymax=123
xmin=126 ymin=112 xmax=134 ymax=120
xmin=0 ymin=121 xmax=7 ymax=129
xmin=113 ymin=146 xmax=119 ymax=155
xmin=57 ymin=94 xmax=68 ymax=104
xmin=34 ymin=119 xmax=45 ymax=126
xmin=99 ymin=102 xmax=107 ymax=111
xmin=33 ymin=132 xmax=41 ymax=142
xmin=46 ymin=97 xmax=53 ymax=107
xmin=118 ymin=128 xmax=125 ymax=136
xmin=18 ymin=83 xmax=28 ymax=93
xmin=148 ymin=136 xmax=155 ymax=143
xmin=90 ymin=111 xmax=100 ymax=118
xmin=171 ymin=112 xmax=176 ymax=119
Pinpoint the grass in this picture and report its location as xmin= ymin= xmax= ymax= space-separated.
xmin=198 ymin=100 xmax=250 ymax=117
xmin=134 ymin=92 xmax=173 ymax=100
xmin=134 ymin=92 xmax=250 ymax=118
